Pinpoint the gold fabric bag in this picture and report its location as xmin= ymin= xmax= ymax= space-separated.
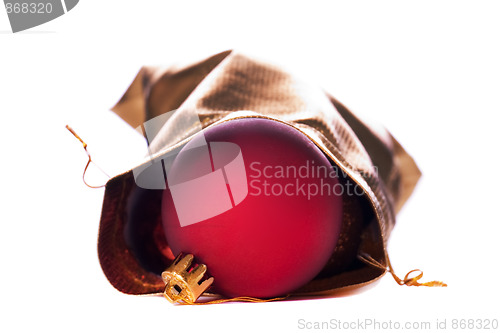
xmin=97 ymin=50 xmax=421 ymax=296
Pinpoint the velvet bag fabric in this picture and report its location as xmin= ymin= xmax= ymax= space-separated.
xmin=98 ymin=50 xmax=420 ymax=296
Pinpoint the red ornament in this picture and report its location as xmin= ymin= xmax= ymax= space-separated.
xmin=161 ymin=117 xmax=343 ymax=298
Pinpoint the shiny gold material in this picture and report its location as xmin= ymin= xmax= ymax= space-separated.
xmin=161 ymin=254 xmax=214 ymax=304
xmin=98 ymin=50 xmax=424 ymax=296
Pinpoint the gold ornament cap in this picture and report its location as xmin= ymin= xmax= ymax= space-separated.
xmin=161 ymin=253 xmax=214 ymax=304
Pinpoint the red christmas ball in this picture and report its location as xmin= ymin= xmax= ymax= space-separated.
xmin=162 ymin=117 xmax=343 ymax=298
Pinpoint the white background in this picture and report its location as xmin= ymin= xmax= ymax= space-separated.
xmin=1 ymin=1 xmax=499 ymax=332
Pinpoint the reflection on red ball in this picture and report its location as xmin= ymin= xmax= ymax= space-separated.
xmin=162 ymin=117 xmax=343 ymax=298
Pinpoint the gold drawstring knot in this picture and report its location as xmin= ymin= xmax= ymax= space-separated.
xmin=358 ymin=253 xmax=447 ymax=288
